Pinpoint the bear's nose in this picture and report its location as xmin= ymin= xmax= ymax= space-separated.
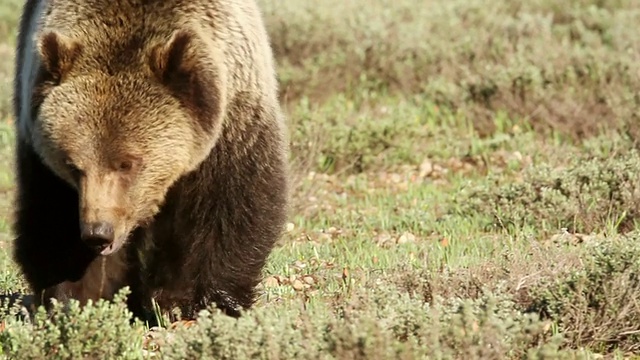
xmin=81 ymin=221 xmax=115 ymax=251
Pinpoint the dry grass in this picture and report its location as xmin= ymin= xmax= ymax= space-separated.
xmin=262 ymin=0 xmax=640 ymax=141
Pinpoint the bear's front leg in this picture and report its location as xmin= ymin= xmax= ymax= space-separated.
xmin=37 ymin=251 xmax=132 ymax=312
xmin=11 ymin=140 xmax=136 ymax=314
xmin=12 ymin=140 xmax=98 ymax=304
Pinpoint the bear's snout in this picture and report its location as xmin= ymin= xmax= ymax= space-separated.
xmin=81 ymin=221 xmax=115 ymax=253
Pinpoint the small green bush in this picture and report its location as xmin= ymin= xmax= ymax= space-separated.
xmin=528 ymin=233 xmax=640 ymax=353
xmin=0 ymin=289 xmax=145 ymax=360
xmin=159 ymin=281 xmax=576 ymax=360
xmin=453 ymin=148 xmax=640 ymax=235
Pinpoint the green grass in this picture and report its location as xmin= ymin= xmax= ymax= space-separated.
xmin=1 ymin=0 xmax=640 ymax=358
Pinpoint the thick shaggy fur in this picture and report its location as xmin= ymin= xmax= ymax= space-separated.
xmin=12 ymin=0 xmax=290 ymax=321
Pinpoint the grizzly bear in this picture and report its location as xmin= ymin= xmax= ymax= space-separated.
xmin=11 ymin=0 xmax=290 ymax=322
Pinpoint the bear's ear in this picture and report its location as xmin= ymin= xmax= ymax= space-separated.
xmin=148 ymin=30 xmax=197 ymax=83
xmin=36 ymin=31 xmax=83 ymax=85
xmin=148 ymin=29 xmax=222 ymax=131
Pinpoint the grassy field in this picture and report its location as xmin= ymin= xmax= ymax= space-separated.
xmin=0 ymin=0 xmax=640 ymax=358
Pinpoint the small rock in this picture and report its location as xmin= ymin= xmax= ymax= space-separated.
xmin=303 ymin=276 xmax=315 ymax=285
xmin=397 ymin=232 xmax=416 ymax=244
xmin=285 ymin=223 xmax=295 ymax=232
xmin=292 ymin=279 xmax=305 ymax=291
xmin=324 ymin=227 xmax=336 ymax=234
xmin=547 ymin=228 xmax=598 ymax=246
xmin=512 ymin=151 xmax=523 ymax=162
xmin=263 ymin=276 xmax=279 ymax=288
xmin=419 ymin=159 xmax=433 ymax=178
xmin=375 ymin=233 xmax=393 ymax=247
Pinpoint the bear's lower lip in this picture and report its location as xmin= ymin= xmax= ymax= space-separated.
xmin=100 ymin=242 xmax=121 ymax=256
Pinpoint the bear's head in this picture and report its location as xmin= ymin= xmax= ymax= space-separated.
xmin=29 ymin=29 xmax=225 ymax=256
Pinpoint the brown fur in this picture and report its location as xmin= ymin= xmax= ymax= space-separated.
xmin=12 ymin=0 xmax=290 ymax=322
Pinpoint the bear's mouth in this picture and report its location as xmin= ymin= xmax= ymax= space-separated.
xmin=100 ymin=235 xmax=127 ymax=256
xmin=100 ymin=243 xmax=119 ymax=256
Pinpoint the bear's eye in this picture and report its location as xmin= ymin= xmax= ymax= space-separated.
xmin=114 ymin=156 xmax=141 ymax=174
xmin=118 ymin=160 xmax=133 ymax=172
xmin=64 ymin=159 xmax=83 ymax=179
